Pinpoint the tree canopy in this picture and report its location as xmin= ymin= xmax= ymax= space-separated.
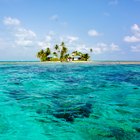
xmin=37 ymin=42 xmax=90 ymax=62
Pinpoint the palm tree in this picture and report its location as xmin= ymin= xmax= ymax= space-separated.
xmin=53 ymin=52 xmax=58 ymax=57
xmin=60 ymin=42 xmax=68 ymax=61
xmin=61 ymin=42 xmax=65 ymax=47
xmin=64 ymin=54 xmax=69 ymax=61
xmin=45 ymin=48 xmax=51 ymax=60
xmin=37 ymin=49 xmax=44 ymax=58
xmin=37 ymin=49 xmax=46 ymax=61
xmin=85 ymin=53 xmax=90 ymax=61
xmin=37 ymin=41 xmax=90 ymax=62
xmin=90 ymin=48 xmax=93 ymax=61
xmin=54 ymin=44 xmax=60 ymax=59
xmin=55 ymin=44 xmax=59 ymax=51
xmin=81 ymin=53 xmax=90 ymax=61
xmin=45 ymin=48 xmax=51 ymax=56
xmin=72 ymin=51 xmax=82 ymax=56
xmin=62 ymin=46 xmax=67 ymax=54
xmin=90 ymin=48 xmax=93 ymax=52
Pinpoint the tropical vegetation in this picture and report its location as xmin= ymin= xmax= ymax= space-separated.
xmin=37 ymin=42 xmax=91 ymax=62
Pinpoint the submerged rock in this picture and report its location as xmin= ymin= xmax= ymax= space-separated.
xmin=53 ymin=103 xmax=92 ymax=122
xmin=109 ymin=127 xmax=135 ymax=140
xmin=54 ymin=112 xmax=74 ymax=122
xmin=133 ymin=87 xmax=139 ymax=90
xmin=134 ymin=126 xmax=140 ymax=133
xmin=110 ymin=127 xmax=125 ymax=139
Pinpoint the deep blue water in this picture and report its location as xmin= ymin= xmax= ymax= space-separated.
xmin=0 ymin=62 xmax=140 ymax=140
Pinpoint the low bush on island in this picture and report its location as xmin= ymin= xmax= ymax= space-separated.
xmin=37 ymin=42 xmax=92 ymax=62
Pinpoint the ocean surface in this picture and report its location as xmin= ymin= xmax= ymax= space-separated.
xmin=0 ymin=62 xmax=140 ymax=140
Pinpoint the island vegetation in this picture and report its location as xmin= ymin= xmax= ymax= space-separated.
xmin=37 ymin=42 xmax=92 ymax=62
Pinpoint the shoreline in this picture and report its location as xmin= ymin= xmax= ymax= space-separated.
xmin=0 ymin=61 xmax=140 ymax=65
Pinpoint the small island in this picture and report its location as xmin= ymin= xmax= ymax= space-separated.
xmin=37 ymin=42 xmax=92 ymax=62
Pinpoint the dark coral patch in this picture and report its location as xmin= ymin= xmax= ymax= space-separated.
xmin=53 ymin=103 xmax=92 ymax=122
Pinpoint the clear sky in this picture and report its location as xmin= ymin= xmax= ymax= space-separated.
xmin=0 ymin=0 xmax=140 ymax=61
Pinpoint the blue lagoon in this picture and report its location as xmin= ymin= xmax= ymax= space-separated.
xmin=0 ymin=62 xmax=140 ymax=140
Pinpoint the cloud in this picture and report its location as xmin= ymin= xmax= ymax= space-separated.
xmin=2 ymin=17 xmax=120 ymax=58
xmin=59 ymin=35 xmax=79 ymax=45
xmin=74 ymin=44 xmax=89 ymax=52
xmin=92 ymin=43 xmax=120 ymax=54
xmin=67 ymin=36 xmax=79 ymax=43
xmin=124 ymin=36 xmax=140 ymax=43
xmin=50 ymin=15 xmax=68 ymax=28
xmin=50 ymin=15 xmax=59 ymax=21
xmin=38 ymin=34 xmax=54 ymax=49
xmin=15 ymin=28 xmax=36 ymax=38
xmin=131 ymin=24 xmax=140 ymax=32
xmin=3 ymin=17 xmax=20 ymax=26
xmin=124 ymin=24 xmax=140 ymax=43
xmin=3 ymin=17 xmax=36 ymax=47
xmin=0 ymin=36 xmax=18 ymax=53
xmin=15 ymin=28 xmax=36 ymax=47
xmin=38 ymin=33 xmax=79 ymax=51
xmin=131 ymin=45 xmax=140 ymax=52
xmin=0 ymin=38 xmax=8 ymax=49
xmin=93 ymin=43 xmax=108 ymax=54
xmin=69 ymin=42 xmax=120 ymax=54
xmin=15 ymin=39 xmax=33 ymax=46
xmin=88 ymin=29 xmax=102 ymax=37
xmin=38 ymin=41 xmax=51 ymax=49
xmin=109 ymin=0 xmax=118 ymax=5
xmin=45 ymin=35 xmax=52 ymax=42
xmin=110 ymin=43 xmax=120 ymax=51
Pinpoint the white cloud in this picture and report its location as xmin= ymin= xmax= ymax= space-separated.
xmin=124 ymin=36 xmax=140 ymax=43
xmin=68 ymin=42 xmax=120 ymax=54
xmin=67 ymin=36 xmax=79 ymax=43
xmin=3 ymin=17 xmax=36 ymax=47
xmin=3 ymin=17 xmax=20 ymax=26
xmin=110 ymin=43 xmax=120 ymax=51
xmin=59 ymin=35 xmax=79 ymax=45
xmin=109 ymin=0 xmax=118 ymax=5
xmin=74 ymin=44 xmax=89 ymax=52
xmin=15 ymin=39 xmax=33 ymax=46
xmin=38 ymin=41 xmax=51 ymax=49
xmin=60 ymin=22 xmax=68 ymax=27
xmin=124 ymin=24 xmax=140 ymax=43
xmin=15 ymin=28 xmax=36 ymax=47
xmin=15 ymin=28 xmax=36 ymax=38
xmin=131 ymin=24 xmax=140 ymax=32
xmin=38 ymin=35 xmax=53 ymax=49
xmin=2 ymin=16 xmax=121 ymax=58
xmin=45 ymin=35 xmax=52 ymax=42
xmin=48 ymin=31 xmax=55 ymax=36
xmin=93 ymin=43 xmax=108 ymax=54
xmin=131 ymin=45 xmax=140 ymax=52
xmin=91 ymin=42 xmax=120 ymax=54
xmin=0 ymin=36 xmax=16 ymax=50
xmin=38 ymin=33 xmax=78 ymax=51
xmin=93 ymin=48 xmax=102 ymax=54
xmin=0 ymin=38 xmax=7 ymax=49
xmin=88 ymin=29 xmax=102 ymax=37
xmin=50 ymin=15 xmax=68 ymax=28
xmin=50 ymin=15 xmax=59 ymax=21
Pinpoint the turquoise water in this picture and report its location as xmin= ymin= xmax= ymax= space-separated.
xmin=0 ymin=62 xmax=140 ymax=140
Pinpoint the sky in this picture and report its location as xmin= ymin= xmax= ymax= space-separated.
xmin=0 ymin=0 xmax=140 ymax=61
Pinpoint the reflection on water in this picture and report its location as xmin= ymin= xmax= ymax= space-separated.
xmin=0 ymin=63 xmax=140 ymax=140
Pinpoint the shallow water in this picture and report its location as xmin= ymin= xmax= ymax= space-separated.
xmin=0 ymin=62 xmax=140 ymax=140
